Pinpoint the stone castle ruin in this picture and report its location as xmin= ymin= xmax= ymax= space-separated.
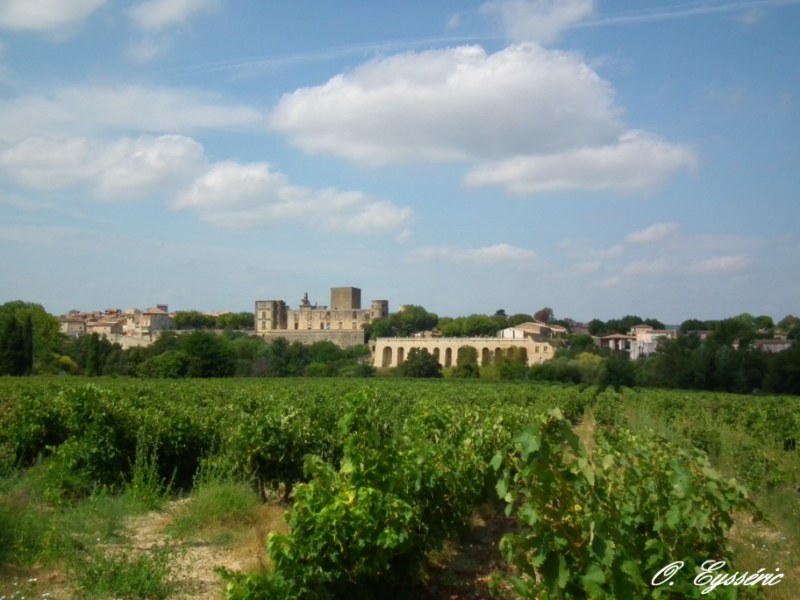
xmin=255 ymin=287 xmax=388 ymax=348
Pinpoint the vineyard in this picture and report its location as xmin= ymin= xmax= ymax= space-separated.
xmin=0 ymin=378 xmax=798 ymax=599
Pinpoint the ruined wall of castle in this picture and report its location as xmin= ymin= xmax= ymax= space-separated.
xmin=255 ymin=287 xmax=388 ymax=348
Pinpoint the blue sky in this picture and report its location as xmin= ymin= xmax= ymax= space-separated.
xmin=1 ymin=0 xmax=798 ymax=324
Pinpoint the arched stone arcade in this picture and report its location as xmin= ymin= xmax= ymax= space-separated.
xmin=373 ymin=337 xmax=553 ymax=369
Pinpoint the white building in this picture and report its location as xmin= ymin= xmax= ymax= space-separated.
xmin=629 ymin=324 xmax=677 ymax=359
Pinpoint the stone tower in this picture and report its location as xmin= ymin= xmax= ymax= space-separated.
xmin=331 ymin=287 xmax=361 ymax=310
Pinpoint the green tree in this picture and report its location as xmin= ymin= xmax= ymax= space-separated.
xmin=438 ymin=317 xmax=464 ymax=337
xmin=63 ymin=331 xmax=117 ymax=376
xmin=462 ymin=314 xmax=497 ymax=337
xmin=395 ymin=305 xmax=438 ymax=336
xmin=452 ymin=345 xmax=480 ymax=378
xmin=217 ymin=312 xmax=255 ymax=330
xmin=561 ymin=333 xmax=596 ymax=357
xmin=600 ymin=351 xmax=636 ymax=389
xmin=497 ymin=347 xmax=529 ymax=379
xmin=679 ymin=318 xmax=711 ymax=334
xmin=180 ymin=331 xmax=235 ymax=377
xmin=764 ymin=343 xmax=800 ymax=394
xmin=0 ymin=312 xmax=27 ymax=375
xmin=777 ymin=314 xmax=800 ymax=339
xmin=137 ymin=350 xmax=191 ymax=378
xmin=0 ymin=301 xmax=62 ymax=373
xmin=508 ymin=313 xmax=533 ymax=327
xmin=398 ymin=347 xmax=442 ymax=378
xmin=84 ymin=333 xmax=103 ymax=376
xmin=21 ymin=313 xmax=34 ymax=375
xmin=173 ymin=310 xmax=216 ymax=329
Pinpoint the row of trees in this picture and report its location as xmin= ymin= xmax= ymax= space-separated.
xmin=172 ymin=310 xmax=254 ymax=330
xmin=368 ymin=306 xmax=562 ymax=339
xmin=60 ymin=331 xmax=374 ymax=378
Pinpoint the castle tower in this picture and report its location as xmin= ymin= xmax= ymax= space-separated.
xmin=370 ymin=300 xmax=389 ymax=320
xmin=331 ymin=287 xmax=361 ymax=310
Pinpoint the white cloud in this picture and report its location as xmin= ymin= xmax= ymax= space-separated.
xmin=0 ymin=135 xmax=206 ymax=198
xmin=126 ymin=36 xmax=173 ymax=63
xmin=738 ymin=8 xmax=764 ymax=25
xmin=446 ymin=13 xmax=462 ymax=31
xmin=0 ymin=84 xmax=262 ymax=142
xmin=688 ymin=255 xmax=754 ymax=274
xmin=128 ymin=0 xmax=219 ymax=31
xmin=269 ymin=43 xmax=621 ymax=167
xmin=622 ymin=258 xmax=671 ymax=276
xmin=269 ymin=43 xmax=694 ymax=196
xmin=173 ymin=161 xmax=413 ymax=235
xmin=559 ymin=238 xmax=624 ymax=260
xmin=582 ymin=1 xmax=794 ymax=28
xmin=409 ymin=243 xmax=537 ymax=265
xmin=127 ymin=0 xmax=220 ymax=62
xmin=625 ymin=222 xmax=680 ymax=245
xmin=464 ymin=130 xmax=696 ymax=195
xmin=0 ymin=0 xmax=105 ymax=33
xmin=481 ymin=0 xmax=595 ymax=44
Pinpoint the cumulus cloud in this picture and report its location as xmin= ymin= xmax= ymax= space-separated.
xmin=481 ymin=0 xmax=595 ymax=44
xmin=128 ymin=0 xmax=219 ymax=31
xmin=0 ymin=135 xmax=207 ymax=198
xmin=464 ymin=131 xmax=696 ymax=195
xmin=269 ymin=42 xmax=695 ymax=195
xmin=0 ymin=84 xmax=262 ymax=142
xmin=173 ymin=161 xmax=413 ymax=234
xmin=409 ymin=243 xmax=537 ymax=265
xmin=269 ymin=43 xmax=621 ymax=166
xmin=625 ymin=222 xmax=680 ymax=244
xmin=0 ymin=0 xmax=105 ymax=33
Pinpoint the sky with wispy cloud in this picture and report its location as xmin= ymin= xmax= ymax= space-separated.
xmin=1 ymin=0 xmax=798 ymax=323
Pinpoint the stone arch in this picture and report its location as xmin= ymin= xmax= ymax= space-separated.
xmin=382 ymin=346 xmax=393 ymax=368
xmin=397 ymin=346 xmax=405 ymax=365
xmin=481 ymin=347 xmax=492 ymax=366
xmin=444 ymin=347 xmax=453 ymax=368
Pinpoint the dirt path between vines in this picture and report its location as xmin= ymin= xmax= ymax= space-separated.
xmin=123 ymin=500 xmax=286 ymax=600
xmin=124 ymin=500 xmax=516 ymax=600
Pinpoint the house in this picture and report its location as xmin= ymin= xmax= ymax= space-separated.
xmin=59 ymin=317 xmax=86 ymax=337
xmin=140 ymin=307 xmax=175 ymax=335
xmin=497 ymin=321 xmax=566 ymax=341
xmin=87 ymin=318 xmax=125 ymax=337
xmin=629 ymin=324 xmax=678 ymax=359
xmin=753 ymin=339 xmax=794 ymax=354
xmin=597 ymin=333 xmax=634 ymax=352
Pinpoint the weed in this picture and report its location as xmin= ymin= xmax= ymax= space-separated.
xmin=69 ymin=543 xmax=174 ymax=599
xmin=128 ymin=430 xmax=174 ymax=511
xmin=165 ymin=473 xmax=261 ymax=541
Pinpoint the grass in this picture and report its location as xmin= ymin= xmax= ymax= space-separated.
xmin=165 ymin=477 xmax=262 ymax=541
xmin=68 ymin=544 xmax=174 ymax=600
xmin=165 ymin=471 xmax=288 ymax=576
xmin=0 ymin=453 xmax=173 ymax=599
xmin=1 ymin=455 xmax=290 ymax=599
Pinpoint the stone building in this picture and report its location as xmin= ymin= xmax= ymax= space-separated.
xmin=255 ymin=287 xmax=388 ymax=348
